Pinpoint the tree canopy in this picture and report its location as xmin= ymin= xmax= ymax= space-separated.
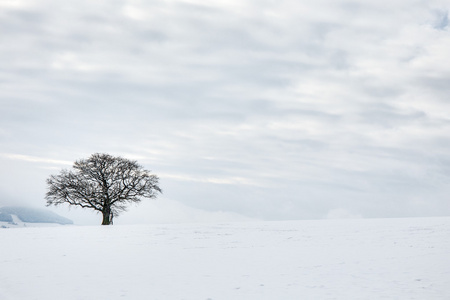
xmin=45 ymin=153 xmax=161 ymax=225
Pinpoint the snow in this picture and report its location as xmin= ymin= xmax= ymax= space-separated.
xmin=0 ymin=215 xmax=63 ymax=228
xmin=1 ymin=217 xmax=449 ymax=299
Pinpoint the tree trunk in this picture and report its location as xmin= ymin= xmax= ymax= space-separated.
xmin=101 ymin=207 xmax=111 ymax=225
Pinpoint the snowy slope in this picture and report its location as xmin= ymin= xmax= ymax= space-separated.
xmin=1 ymin=217 xmax=449 ymax=300
xmin=0 ymin=206 xmax=73 ymax=227
xmin=0 ymin=214 xmax=65 ymax=228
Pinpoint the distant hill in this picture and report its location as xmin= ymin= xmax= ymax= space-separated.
xmin=0 ymin=212 xmax=13 ymax=222
xmin=0 ymin=206 xmax=73 ymax=225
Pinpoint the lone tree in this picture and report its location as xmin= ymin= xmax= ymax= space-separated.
xmin=45 ymin=153 xmax=161 ymax=225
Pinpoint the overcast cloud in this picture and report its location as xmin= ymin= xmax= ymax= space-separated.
xmin=1 ymin=0 xmax=449 ymax=224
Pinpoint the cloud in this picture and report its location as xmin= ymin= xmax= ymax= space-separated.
xmin=0 ymin=153 xmax=72 ymax=165
xmin=1 ymin=0 xmax=450 ymax=222
xmin=431 ymin=9 xmax=449 ymax=30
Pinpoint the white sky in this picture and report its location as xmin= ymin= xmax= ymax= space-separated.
xmin=1 ymin=0 xmax=449 ymax=224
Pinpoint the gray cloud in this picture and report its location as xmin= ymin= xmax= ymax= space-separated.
xmin=1 ymin=0 xmax=449 ymax=222
xmin=432 ymin=9 xmax=449 ymax=30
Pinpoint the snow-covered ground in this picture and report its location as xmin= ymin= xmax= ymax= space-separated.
xmin=1 ymin=217 xmax=449 ymax=300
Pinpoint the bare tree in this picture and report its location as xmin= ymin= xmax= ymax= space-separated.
xmin=45 ymin=153 xmax=161 ymax=225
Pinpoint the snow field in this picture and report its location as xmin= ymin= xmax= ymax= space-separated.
xmin=1 ymin=217 xmax=449 ymax=299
